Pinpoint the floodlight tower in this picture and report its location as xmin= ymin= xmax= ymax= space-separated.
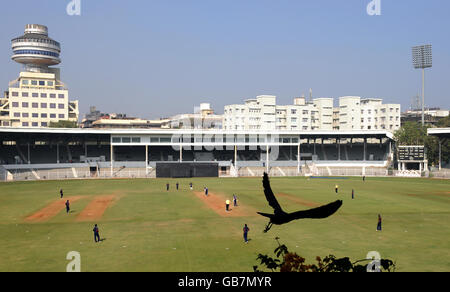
xmin=412 ymin=45 xmax=432 ymax=126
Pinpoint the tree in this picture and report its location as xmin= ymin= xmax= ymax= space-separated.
xmin=253 ymin=238 xmax=396 ymax=272
xmin=394 ymin=120 xmax=450 ymax=167
xmin=49 ymin=120 xmax=78 ymax=128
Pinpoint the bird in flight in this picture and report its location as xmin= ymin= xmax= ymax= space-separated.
xmin=258 ymin=173 xmax=343 ymax=232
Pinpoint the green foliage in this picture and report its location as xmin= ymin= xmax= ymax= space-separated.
xmin=254 ymin=238 xmax=396 ymax=272
xmin=48 ymin=120 xmax=78 ymax=128
xmin=394 ymin=120 xmax=450 ymax=166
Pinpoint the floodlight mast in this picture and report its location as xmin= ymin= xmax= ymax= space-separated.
xmin=412 ymin=45 xmax=432 ymax=126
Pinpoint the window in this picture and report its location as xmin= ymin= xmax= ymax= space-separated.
xmin=32 ymin=122 xmax=38 ymax=127
xmin=122 ymin=137 xmax=131 ymax=143
xmin=41 ymin=113 xmax=47 ymax=118
xmin=50 ymin=94 xmax=56 ymax=98
xmin=14 ymin=112 xmax=20 ymax=117
xmin=150 ymin=137 xmax=159 ymax=143
xmin=22 ymin=102 xmax=29 ymax=108
xmin=131 ymin=137 xmax=141 ymax=143
xmin=58 ymin=114 xmax=65 ymax=119
xmin=47 ymin=81 xmax=53 ymax=86
xmin=22 ymin=80 xmax=29 ymax=85
xmin=12 ymin=102 xmax=19 ymax=107
xmin=41 ymin=103 xmax=47 ymax=108
xmin=291 ymin=118 xmax=297 ymax=123
xmin=22 ymin=122 xmax=29 ymax=127
xmin=32 ymin=93 xmax=38 ymax=98
xmin=32 ymin=103 xmax=38 ymax=108
xmin=302 ymin=110 xmax=308 ymax=115
xmin=291 ymin=109 xmax=297 ymax=114
xmin=50 ymin=103 xmax=56 ymax=109
xmin=32 ymin=113 xmax=38 ymax=118
xmin=58 ymin=104 xmax=64 ymax=109
xmin=58 ymin=94 xmax=64 ymax=99
xmin=22 ymin=92 xmax=29 ymax=97
xmin=50 ymin=114 xmax=56 ymax=118
xmin=12 ymin=92 xmax=18 ymax=97
xmin=41 ymin=93 xmax=47 ymax=98
xmin=41 ymin=122 xmax=48 ymax=127
xmin=39 ymin=81 xmax=45 ymax=86
xmin=22 ymin=113 xmax=29 ymax=118
xmin=31 ymin=80 xmax=37 ymax=85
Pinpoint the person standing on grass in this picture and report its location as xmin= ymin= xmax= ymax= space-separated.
xmin=176 ymin=182 xmax=179 ymax=190
xmin=226 ymin=199 xmax=230 ymax=211
xmin=189 ymin=182 xmax=193 ymax=190
xmin=233 ymin=194 xmax=238 ymax=207
xmin=205 ymin=187 xmax=209 ymax=196
xmin=335 ymin=184 xmax=339 ymax=194
xmin=243 ymin=224 xmax=250 ymax=243
xmin=363 ymin=176 xmax=366 ymax=182
xmin=93 ymin=224 xmax=100 ymax=243
xmin=352 ymin=189 xmax=354 ymax=199
xmin=60 ymin=189 xmax=64 ymax=199
xmin=166 ymin=183 xmax=170 ymax=191
xmin=65 ymin=200 xmax=70 ymax=213
xmin=377 ymin=214 xmax=382 ymax=231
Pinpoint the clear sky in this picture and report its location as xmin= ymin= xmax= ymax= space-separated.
xmin=0 ymin=0 xmax=449 ymax=119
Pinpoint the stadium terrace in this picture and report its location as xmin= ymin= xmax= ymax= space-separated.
xmin=0 ymin=127 xmax=394 ymax=180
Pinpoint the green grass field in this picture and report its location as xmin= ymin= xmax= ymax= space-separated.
xmin=0 ymin=176 xmax=449 ymax=272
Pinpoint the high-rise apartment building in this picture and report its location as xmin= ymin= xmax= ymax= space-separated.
xmin=337 ymin=96 xmax=401 ymax=131
xmin=223 ymin=95 xmax=401 ymax=132
xmin=223 ymin=95 xmax=332 ymax=131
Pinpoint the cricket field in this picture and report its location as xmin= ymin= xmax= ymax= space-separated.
xmin=0 ymin=176 xmax=449 ymax=272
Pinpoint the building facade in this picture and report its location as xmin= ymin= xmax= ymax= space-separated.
xmin=337 ymin=96 xmax=401 ymax=131
xmin=223 ymin=95 xmax=330 ymax=131
xmin=0 ymin=24 xmax=79 ymax=128
xmin=224 ymin=95 xmax=401 ymax=132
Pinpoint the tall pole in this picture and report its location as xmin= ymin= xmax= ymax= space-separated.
xmin=422 ymin=68 xmax=425 ymax=126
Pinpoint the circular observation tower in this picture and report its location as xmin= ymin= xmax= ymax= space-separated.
xmin=11 ymin=24 xmax=61 ymax=71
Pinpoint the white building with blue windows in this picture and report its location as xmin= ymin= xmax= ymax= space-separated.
xmin=0 ymin=24 xmax=79 ymax=127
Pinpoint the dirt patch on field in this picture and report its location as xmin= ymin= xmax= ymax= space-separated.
xmin=276 ymin=193 xmax=320 ymax=207
xmin=25 ymin=196 xmax=84 ymax=223
xmin=76 ymin=195 xmax=118 ymax=222
xmin=193 ymin=191 xmax=249 ymax=217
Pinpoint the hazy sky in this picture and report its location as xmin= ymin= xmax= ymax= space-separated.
xmin=0 ymin=0 xmax=449 ymax=119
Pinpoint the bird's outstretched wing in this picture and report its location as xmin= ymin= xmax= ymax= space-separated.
xmin=262 ymin=172 xmax=284 ymax=214
xmin=290 ymin=200 xmax=343 ymax=220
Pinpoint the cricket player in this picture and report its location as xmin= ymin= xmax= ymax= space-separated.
xmin=166 ymin=183 xmax=169 ymax=191
xmin=233 ymin=194 xmax=238 ymax=207
xmin=60 ymin=189 xmax=64 ymax=199
xmin=176 ymin=182 xmax=179 ymax=190
xmin=226 ymin=199 xmax=230 ymax=211
xmin=377 ymin=214 xmax=382 ymax=231
xmin=93 ymin=224 xmax=100 ymax=243
xmin=65 ymin=200 xmax=70 ymax=213
xmin=335 ymin=185 xmax=339 ymax=194
xmin=243 ymin=224 xmax=250 ymax=243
